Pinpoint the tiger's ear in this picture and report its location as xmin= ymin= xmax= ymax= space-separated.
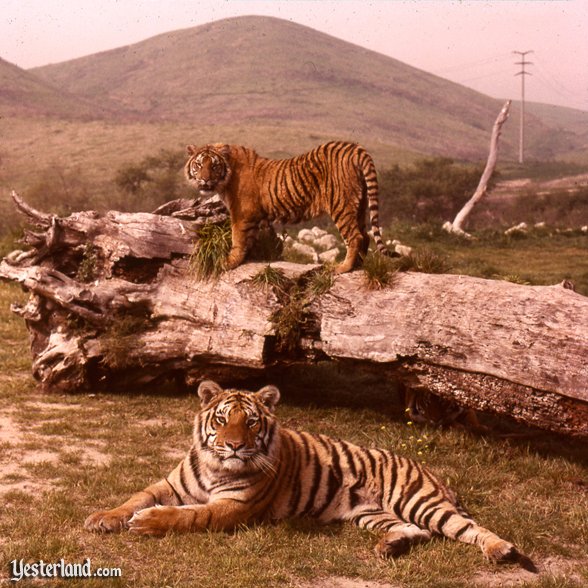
xmin=255 ymin=385 xmax=281 ymax=412
xmin=186 ymin=144 xmax=198 ymax=156
xmin=198 ymin=380 xmax=224 ymax=407
xmin=217 ymin=144 xmax=231 ymax=159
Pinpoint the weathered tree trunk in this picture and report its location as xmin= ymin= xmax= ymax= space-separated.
xmin=443 ymin=100 xmax=511 ymax=238
xmin=1 ymin=193 xmax=587 ymax=437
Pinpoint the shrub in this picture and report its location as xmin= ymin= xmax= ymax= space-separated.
xmin=115 ymin=149 xmax=190 ymax=211
xmin=402 ymin=248 xmax=451 ymax=274
xmin=22 ymin=165 xmax=95 ymax=216
xmin=249 ymin=265 xmax=289 ymax=294
xmin=379 ymin=158 xmax=485 ymax=225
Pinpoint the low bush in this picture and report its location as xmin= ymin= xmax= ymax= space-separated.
xmin=379 ymin=158 xmax=485 ymax=225
xmin=114 ymin=149 xmax=191 ymax=212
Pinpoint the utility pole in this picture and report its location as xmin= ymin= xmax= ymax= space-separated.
xmin=513 ymin=50 xmax=533 ymax=164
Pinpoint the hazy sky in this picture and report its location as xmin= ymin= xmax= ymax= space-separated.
xmin=2 ymin=0 xmax=587 ymax=111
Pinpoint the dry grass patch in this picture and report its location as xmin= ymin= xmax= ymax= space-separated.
xmin=0 ymin=403 xmax=113 ymax=497
xmin=473 ymin=555 xmax=586 ymax=587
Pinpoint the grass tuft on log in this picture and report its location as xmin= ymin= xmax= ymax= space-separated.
xmin=189 ymin=220 xmax=232 ymax=280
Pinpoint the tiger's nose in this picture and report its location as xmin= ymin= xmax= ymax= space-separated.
xmin=226 ymin=440 xmax=246 ymax=451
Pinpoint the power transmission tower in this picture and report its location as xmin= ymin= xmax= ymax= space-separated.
xmin=513 ymin=50 xmax=533 ymax=164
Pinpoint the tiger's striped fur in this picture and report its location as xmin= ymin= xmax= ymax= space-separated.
xmin=85 ymin=381 xmax=529 ymax=565
xmin=184 ymin=141 xmax=393 ymax=274
xmin=403 ymin=387 xmax=486 ymax=431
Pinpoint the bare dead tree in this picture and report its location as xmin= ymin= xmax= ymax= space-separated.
xmin=443 ymin=100 xmax=512 ymax=237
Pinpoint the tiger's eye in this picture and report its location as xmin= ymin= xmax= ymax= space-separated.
xmin=246 ymin=417 xmax=259 ymax=428
xmin=215 ymin=414 xmax=227 ymax=426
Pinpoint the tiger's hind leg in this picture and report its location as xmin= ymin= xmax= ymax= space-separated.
xmin=350 ymin=508 xmax=432 ymax=559
xmin=332 ymin=209 xmax=366 ymax=274
xmin=434 ymin=509 xmax=534 ymax=568
xmin=335 ymin=234 xmax=364 ymax=274
xmin=375 ymin=522 xmax=433 ymax=559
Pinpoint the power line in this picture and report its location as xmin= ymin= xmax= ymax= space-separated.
xmin=532 ymin=57 xmax=582 ymax=100
xmin=459 ymin=69 xmax=508 ymax=84
xmin=435 ymin=52 xmax=512 ymax=75
xmin=513 ymin=50 xmax=533 ymax=164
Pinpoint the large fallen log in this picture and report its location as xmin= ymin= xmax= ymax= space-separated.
xmin=1 ymin=194 xmax=587 ymax=437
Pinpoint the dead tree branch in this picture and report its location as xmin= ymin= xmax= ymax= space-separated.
xmin=443 ymin=100 xmax=512 ymax=237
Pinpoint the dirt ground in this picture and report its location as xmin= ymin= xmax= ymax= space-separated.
xmin=491 ymin=173 xmax=588 ymax=200
xmin=0 ymin=399 xmax=111 ymax=495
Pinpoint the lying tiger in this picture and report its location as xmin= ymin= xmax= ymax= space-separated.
xmin=184 ymin=141 xmax=393 ymax=274
xmin=85 ymin=381 xmax=532 ymax=567
xmin=403 ymin=386 xmax=489 ymax=433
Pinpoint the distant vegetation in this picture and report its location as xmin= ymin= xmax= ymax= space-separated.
xmin=385 ymin=223 xmax=588 ymax=296
xmin=479 ymin=187 xmax=588 ymax=229
xmin=498 ymin=160 xmax=588 ymax=182
xmin=379 ymin=157 xmax=485 ymax=225
xmin=114 ymin=149 xmax=188 ymax=212
xmin=2 ymin=147 xmax=587 ymax=245
xmin=378 ymin=157 xmax=588 ymax=229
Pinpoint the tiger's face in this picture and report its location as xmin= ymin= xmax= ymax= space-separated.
xmin=185 ymin=144 xmax=231 ymax=196
xmin=196 ymin=381 xmax=280 ymax=474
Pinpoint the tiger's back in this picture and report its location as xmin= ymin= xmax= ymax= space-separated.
xmin=255 ymin=142 xmax=375 ymax=223
xmin=85 ymin=381 xmax=531 ymax=567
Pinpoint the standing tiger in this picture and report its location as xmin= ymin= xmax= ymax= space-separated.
xmin=85 ymin=381 xmax=532 ymax=568
xmin=184 ymin=141 xmax=393 ymax=274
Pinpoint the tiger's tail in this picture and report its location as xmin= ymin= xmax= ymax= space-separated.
xmin=358 ymin=148 xmax=393 ymax=257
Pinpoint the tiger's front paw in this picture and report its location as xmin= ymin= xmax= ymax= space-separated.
xmin=128 ymin=506 xmax=192 ymax=537
xmin=84 ymin=509 xmax=131 ymax=533
xmin=225 ymin=248 xmax=246 ymax=270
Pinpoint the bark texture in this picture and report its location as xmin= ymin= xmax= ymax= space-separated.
xmin=1 ymin=193 xmax=586 ymax=437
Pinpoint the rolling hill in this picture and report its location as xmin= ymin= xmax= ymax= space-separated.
xmin=25 ymin=15 xmax=587 ymax=162
xmin=0 ymin=57 xmax=121 ymax=120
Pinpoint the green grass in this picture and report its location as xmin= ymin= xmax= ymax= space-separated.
xmin=249 ymin=265 xmax=290 ymax=294
xmin=1 ymin=226 xmax=587 ymax=586
xmin=387 ymin=224 xmax=588 ymax=296
xmin=362 ymin=251 xmax=398 ymax=289
xmin=188 ymin=219 xmax=233 ymax=280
